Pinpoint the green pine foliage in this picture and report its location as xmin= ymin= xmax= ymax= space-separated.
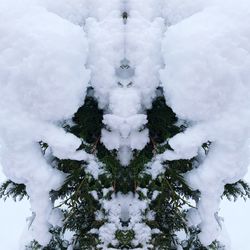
xmin=0 ymin=88 xmax=250 ymax=249
xmin=0 ymin=180 xmax=27 ymax=201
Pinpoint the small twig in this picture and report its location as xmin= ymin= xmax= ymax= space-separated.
xmin=112 ymin=181 xmax=116 ymax=192
xmin=91 ymin=135 xmax=101 ymax=154
xmin=150 ymin=136 xmax=158 ymax=156
xmin=134 ymin=181 xmax=137 ymax=192
xmin=165 ymin=178 xmax=195 ymax=209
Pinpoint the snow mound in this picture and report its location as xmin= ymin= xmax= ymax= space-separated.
xmin=0 ymin=0 xmax=90 ymax=245
xmin=160 ymin=0 xmax=250 ymax=245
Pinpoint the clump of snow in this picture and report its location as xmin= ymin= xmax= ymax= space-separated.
xmin=101 ymin=88 xmax=149 ymax=165
xmin=87 ymin=0 xmax=123 ymax=21
xmin=0 ymin=0 xmax=90 ymax=245
xmin=86 ymin=4 xmax=151 ymax=165
xmin=98 ymin=0 xmax=166 ymax=165
xmin=162 ymin=0 xmax=210 ymax=25
xmin=1 ymin=0 xmax=250 ymax=248
xmin=98 ymin=193 xmax=152 ymax=249
xmin=126 ymin=14 xmax=164 ymax=109
xmin=127 ymin=0 xmax=163 ymax=21
xmin=85 ymin=13 xmax=124 ymax=109
xmin=160 ymin=0 xmax=250 ymax=245
xmin=37 ymin=0 xmax=123 ymax=25
xmin=36 ymin=0 xmax=88 ymax=26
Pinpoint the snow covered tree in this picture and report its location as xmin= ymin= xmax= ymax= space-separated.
xmin=1 ymin=1 xmax=250 ymax=250
xmin=1 ymin=88 xmax=250 ymax=249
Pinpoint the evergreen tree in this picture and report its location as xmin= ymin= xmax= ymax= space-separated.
xmin=1 ymin=1 xmax=250 ymax=249
xmin=1 ymin=88 xmax=250 ymax=249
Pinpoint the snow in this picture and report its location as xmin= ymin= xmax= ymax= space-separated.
xmin=162 ymin=0 xmax=210 ymax=25
xmin=0 ymin=0 xmax=90 ymax=245
xmin=1 ymin=172 xmax=250 ymax=249
xmin=126 ymin=12 xmax=164 ymax=109
xmin=159 ymin=0 xmax=250 ymax=245
xmin=86 ymin=3 xmax=152 ymax=165
xmin=98 ymin=193 xmax=151 ymax=250
xmin=0 ymin=0 xmax=250 ymax=248
xmin=36 ymin=0 xmax=88 ymax=25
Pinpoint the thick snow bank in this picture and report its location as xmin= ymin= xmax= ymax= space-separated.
xmin=160 ymin=0 xmax=250 ymax=245
xmin=0 ymin=0 xmax=90 ymax=245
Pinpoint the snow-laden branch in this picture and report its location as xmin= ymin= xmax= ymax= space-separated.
xmin=160 ymin=0 xmax=250 ymax=245
xmin=1 ymin=0 xmax=250 ymax=248
xmin=0 ymin=0 xmax=90 ymax=244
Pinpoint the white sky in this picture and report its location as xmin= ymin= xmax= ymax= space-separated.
xmin=0 ymin=170 xmax=250 ymax=249
xmin=221 ymin=171 xmax=250 ymax=250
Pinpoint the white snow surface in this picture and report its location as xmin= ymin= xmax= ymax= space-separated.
xmin=0 ymin=0 xmax=90 ymax=245
xmin=86 ymin=2 xmax=154 ymax=165
xmin=98 ymin=193 xmax=152 ymax=250
xmin=1 ymin=0 xmax=250 ymax=248
xmin=159 ymin=0 xmax=250 ymax=245
xmin=36 ymin=0 xmax=88 ymax=25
